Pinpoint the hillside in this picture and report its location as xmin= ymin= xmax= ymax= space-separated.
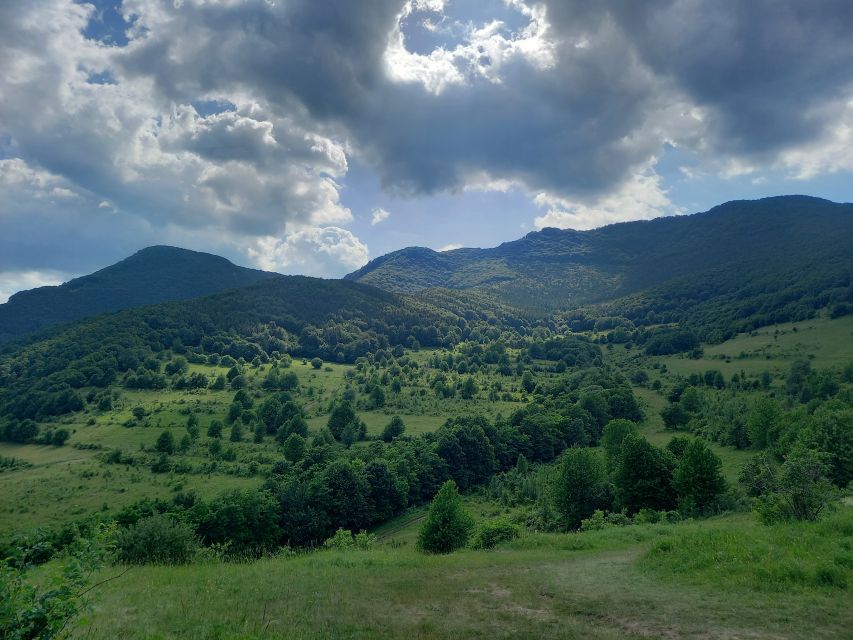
xmin=0 ymin=273 xmax=534 ymax=425
xmin=347 ymin=197 xmax=853 ymax=336
xmin=0 ymin=246 xmax=278 ymax=343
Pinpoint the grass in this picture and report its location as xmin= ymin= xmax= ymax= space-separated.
xmin=73 ymin=508 xmax=853 ymax=639
xmin=0 ymin=350 xmax=531 ymax=536
xmin=653 ymin=315 xmax=853 ymax=379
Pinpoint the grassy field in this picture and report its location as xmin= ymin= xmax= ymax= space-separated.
xmin=0 ymin=349 xmax=530 ymax=535
xmin=73 ymin=508 xmax=853 ymax=639
xmin=650 ymin=315 xmax=853 ymax=379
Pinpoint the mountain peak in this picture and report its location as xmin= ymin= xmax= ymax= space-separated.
xmin=0 ymin=247 xmax=279 ymax=342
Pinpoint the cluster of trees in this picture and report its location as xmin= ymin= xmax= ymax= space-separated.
xmin=94 ymin=358 xmax=643 ymax=555
xmin=548 ymin=422 xmax=726 ymax=528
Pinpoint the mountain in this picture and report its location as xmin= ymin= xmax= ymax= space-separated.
xmin=346 ymin=196 xmax=853 ymax=305
xmin=0 ymin=246 xmax=279 ymax=343
xmin=347 ymin=196 xmax=853 ymax=340
xmin=0 ymin=274 xmax=534 ymax=422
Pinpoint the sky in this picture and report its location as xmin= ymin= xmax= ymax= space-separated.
xmin=1 ymin=0 xmax=852 ymax=302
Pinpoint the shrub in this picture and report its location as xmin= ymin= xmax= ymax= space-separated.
xmin=756 ymin=448 xmax=836 ymax=524
xmin=470 ymin=519 xmax=519 ymax=550
xmin=381 ymin=416 xmax=406 ymax=442
xmin=323 ymin=528 xmax=377 ymax=551
xmin=115 ymin=515 xmax=199 ymax=565
xmin=418 ymin=480 xmax=473 ymax=554
xmin=154 ymin=430 xmax=175 ymax=455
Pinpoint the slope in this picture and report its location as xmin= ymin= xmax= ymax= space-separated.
xmin=346 ymin=196 xmax=853 ymax=318
xmin=0 ymin=246 xmax=279 ymax=342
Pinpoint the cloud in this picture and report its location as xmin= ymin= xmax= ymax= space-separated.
xmin=247 ymin=227 xmax=370 ymax=278
xmin=533 ymin=165 xmax=682 ymax=230
xmin=1 ymin=0 xmax=852 ymax=290
xmin=371 ymin=208 xmax=391 ymax=225
xmin=0 ymin=271 xmax=69 ymax=304
xmin=0 ymin=0 xmax=353 ymax=273
xmin=438 ymin=243 xmax=463 ymax=252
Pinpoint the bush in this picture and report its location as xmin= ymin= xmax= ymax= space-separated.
xmin=115 ymin=515 xmax=199 ymax=565
xmin=381 ymin=416 xmax=406 ymax=442
xmin=755 ymin=448 xmax=836 ymax=524
xmin=323 ymin=528 xmax=377 ymax=551
xmin=418 ymin=480 xmax=473 ymax=554
xmin=470 ymin=519 xmax=519 ymax=550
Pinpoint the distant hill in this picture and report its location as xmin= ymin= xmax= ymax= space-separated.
xmin=0 ymin=246 xmax=278 ymax=342
xmin=0 ymin=274 xmax=536 ymax=421
xmin=347 ymin=196 xmax=853 ymax=340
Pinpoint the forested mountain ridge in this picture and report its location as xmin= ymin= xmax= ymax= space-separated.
xmin=346 ymin=196 xmax=853 ymax=314
xmin=0 ymin=246 xmax=279 ymax=343
xmin=0 ymin=274 xmax=535 ymax=424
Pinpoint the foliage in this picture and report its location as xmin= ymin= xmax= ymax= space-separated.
xmin=323 ymin=528 xmax=376 ymax=551
xmin=549 ymin=448 xmax=610 ymax=529
xmin=418 ymin=480 xmax=474 ymax=554
xmin=613 ymin=435 xmax=677 ymax=514
xmin=470 ymin=519 xmax=519 ymax=550
xmin=672 ymin=439 xmax=725 ymax=514
xmin=115 ymin=514 xmax=199 ymax=565
xmin=0 ymin=526 xmax=115 ymax=640
xmin=755 ymin=448 xmax=837 ymax=524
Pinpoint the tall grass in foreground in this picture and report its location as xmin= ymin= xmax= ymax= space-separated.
xmin=642 ymin=507 xmax=853 ymax=591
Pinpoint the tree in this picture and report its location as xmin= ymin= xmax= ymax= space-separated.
xmin=747 ymin=397 xmax=781 ymax=450
xmin=549 ymin=448 xmax=610 ymax=529
xmin=229 ymin=422 xmax=244 ymax=442
xmin=665 ymin=435 xmax=690 ymax=459
xmin=310 ymin=357 xmax=323 ymax=370
xmin=364 ymin=459 xmax=407 ymax=523
xmin=283 ymin=433 xmax=306 ymax=462
xmin=327 ymin=401 xmax=357 ymax=440
xmin=369 ymin=385 xmax=386 ymax=408
xmin=418 ymin=480 xmax=473 ymax=554
xmin=521 ymin=370 xmax=535 ymax=394
xmin=613 ymin=434 xmax=676 ymax=513
xmin=798 ymin=403 xmax=853 ymax=487
xmin=756 ymin=448 xmax=835 ymax=523
xmin=661 ymin=403 xmax=689 ymax=430
xmin=672 ymin=438 xmax=725 ymax=513
xmin=381 ymin=416 xmax=406 ymax=442
xmin=739 ymin=451 xmax=776 ymax=497
xmin=459 ymin=376 xmax=478 ymax=400
xmin=435 ymin=418 xmax=496 ymax=491
xmin=281 ymin=372 xmax=299 ymax=390
xmin=51 ymin=428 xmax=70 ymax=446
xmin=600 ymin=419 xmax=638 ymax=468
xmin=155 ymin=430 xmax=175 ymax=455
xmin=207 ymin=420 xmax=223 ymax=439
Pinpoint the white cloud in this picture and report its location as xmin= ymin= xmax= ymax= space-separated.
xmin=383 ymin=0 xmax=555 ymax=95
xmin=779 ymin=96 xmax=853 ymax=179
xmin=371 ymin=207 xmax=391 ymax=225
xmin=533 ymin=166 xmax=682 ymax=230
xmin=247 ymin=227 xmax=369 ymax=278
xmin=0 ymin=270 xmax=69 ymax=304
xmin=0 ymin=0 xmax=352 ymax=270
xmin=438 ymin=243 xmax=463 ymax=252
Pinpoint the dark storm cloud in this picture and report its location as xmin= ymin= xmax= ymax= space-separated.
xmin=546 ymin=0 xmax=853 ymax=156
xmin=113 ymin=0 xmax=853 ymax=198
